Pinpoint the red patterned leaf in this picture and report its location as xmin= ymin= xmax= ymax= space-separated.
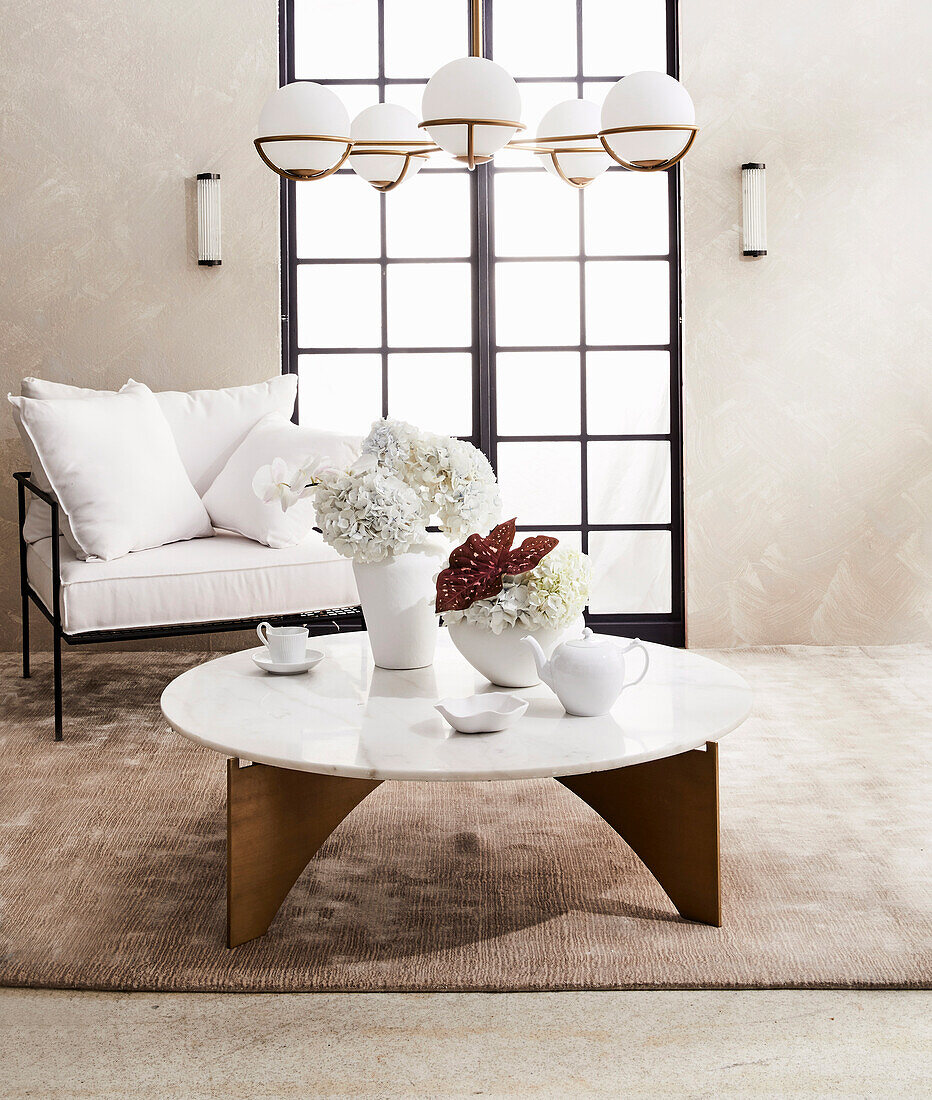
xmin=502 ymin=535 xmax=559 ymax=577
xmin=435 ymin=519 xmax=558 ymax=615
xmin=485 ymin=516 xmax=517 ymax=554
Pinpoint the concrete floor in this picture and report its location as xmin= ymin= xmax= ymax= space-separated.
xmin=2 ymin=989 xmax=930 ymax=1098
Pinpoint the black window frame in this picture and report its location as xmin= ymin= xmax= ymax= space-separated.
xmin=279 ymin=0 xmax=686 ymax=646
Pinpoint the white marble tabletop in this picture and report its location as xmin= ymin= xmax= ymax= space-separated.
xmin=161 ymin=631 xmax=751 ymax=782
xmin=160 ymin=632 xmax=750 ymax=782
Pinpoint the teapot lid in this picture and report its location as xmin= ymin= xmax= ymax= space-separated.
xmin=565 ymin=627 xmax=608 ymax=648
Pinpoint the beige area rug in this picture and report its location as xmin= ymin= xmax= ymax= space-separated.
xmin=0 ymin=646 xmax=930 ymax=992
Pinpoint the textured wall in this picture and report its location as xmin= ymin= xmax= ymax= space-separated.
xmin=680 ymin=0 xmax=932 ymax=645
xmin=0 ymin=0 xmax=280 ymax=649
xmin=1 ymin=0 xmax=929 ymax=650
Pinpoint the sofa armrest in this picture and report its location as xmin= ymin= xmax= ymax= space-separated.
xmin=15 ymin=471 xmax=62 ymax=626
xmin=14 ymin=470 xmax=58 ymax=509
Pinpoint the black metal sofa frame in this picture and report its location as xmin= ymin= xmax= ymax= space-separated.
xmin=15 ymin=472 xmax=365 ymax=741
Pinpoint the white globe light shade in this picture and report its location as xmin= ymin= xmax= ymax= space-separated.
xmin=600 ymin=71 xmax=695 ymax=168
xmin=536 ymin=99 xmax=610 ymax=185
xmin=257 ymin=82 xmax=350 ymax=176
xmin=421 ymin=57 xmax=522 ymax=162
xmin=349 ymin=103 xmax=426 ymax=188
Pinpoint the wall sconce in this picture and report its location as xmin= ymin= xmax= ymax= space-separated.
xmin=741 ymin=163 xmax=766 ymax=256
xmin=197 ymin=173 xmax=221 ymax=266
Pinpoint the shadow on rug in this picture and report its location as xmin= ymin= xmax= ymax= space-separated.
xmin=1 ymin=647 xmax=929 ymax=991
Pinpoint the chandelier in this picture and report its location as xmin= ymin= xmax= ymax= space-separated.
xmin=255 ymin=1 xmax=697 ymax=193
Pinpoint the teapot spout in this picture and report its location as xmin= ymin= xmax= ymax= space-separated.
xmin=522 ymin=634 xmax=553 ymax=688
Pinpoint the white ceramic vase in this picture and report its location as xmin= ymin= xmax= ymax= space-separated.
xmin=447 ymin=616 xmax=585 ymax=688
xmin=352 ymin=538 xmax=448 ymax=670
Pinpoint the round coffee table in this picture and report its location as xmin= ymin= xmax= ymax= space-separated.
xmin=161 ymin=631 xmax=751 ymax=947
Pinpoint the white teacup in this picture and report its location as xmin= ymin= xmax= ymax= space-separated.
xmin=256 ymin=622 xmax=309 ymax=666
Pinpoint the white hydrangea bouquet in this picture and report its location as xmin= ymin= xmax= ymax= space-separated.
xmin=253 ymin=418 xmax=501 ymax=670
xmin=253 ymin=418 xmax=501 ymax=565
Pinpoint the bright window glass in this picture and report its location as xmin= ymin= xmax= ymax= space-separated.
xmin=297 ymin=263 xmax=381 ymax=348
xmin=497 ymin=352 xmax=581 ymax=436
xmin=298 ymin=353 xmax=382 ymax=434
xmin=388 ymin=353 xmax=473 ymax=436
xmin=497 ymin=442 xmax=582 ymax=525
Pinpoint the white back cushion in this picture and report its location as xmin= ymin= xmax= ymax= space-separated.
xmin=9 ymin=383 xmax=213 ymax=561
xmin=126 ymin=375 xmax=298 ymax=495
xmin=202 ymin=413 xmax=361 ymax=549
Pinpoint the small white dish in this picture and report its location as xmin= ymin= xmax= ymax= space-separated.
xmin=434 ymin=692 xmax=529 ymax=734
xmin=252 ymin=646 xmax=324 ymax=676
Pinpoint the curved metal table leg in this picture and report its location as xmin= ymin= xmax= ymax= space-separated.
xmin=558 ymin=742 xmax=721 ymax=926
xmin=226 ymin=760 xmax=381 ymax=948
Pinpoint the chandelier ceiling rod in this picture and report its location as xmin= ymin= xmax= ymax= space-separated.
xmin=470 ymin=0 xmax=482 ymax=59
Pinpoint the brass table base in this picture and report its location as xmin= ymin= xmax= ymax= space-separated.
xmin=226 ymin=743 xmax=720 ymax=948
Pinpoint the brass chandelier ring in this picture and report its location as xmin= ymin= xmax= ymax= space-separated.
xmin=254 ymin=135 xmax=354 ymax=182
xmin=597 ymin=124 xmax=699 ymax=172
xmin=347 ymin=145 xmax=438 ymax=192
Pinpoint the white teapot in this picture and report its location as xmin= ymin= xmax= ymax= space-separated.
xmin=522 ymin=628 xmax=650 ymax=717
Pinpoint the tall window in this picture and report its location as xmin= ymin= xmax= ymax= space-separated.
xmin=282 ymin=0 xmax=685 ymax=645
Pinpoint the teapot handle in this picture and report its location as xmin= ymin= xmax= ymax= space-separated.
xmin=621 ymin=640 xmax=650 ymax=692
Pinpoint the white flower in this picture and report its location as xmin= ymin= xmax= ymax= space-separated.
xmin=313 ymin=454 xmax=425 ymax=564
xmin=252 ymin=455 xmax=335 ymax=513
xmin=443 ymin=547 xmax=591 ymax=634
xmin=252 ymin=458 xmax=303 ymax=511
xmin=362 ymin=418 xmax=501 ymax=539
xmin=361 ymin=417 xmax=418 ymax=471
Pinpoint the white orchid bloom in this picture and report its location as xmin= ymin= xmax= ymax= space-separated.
xmin=293 ymin=455 xmax=335 ymax=492
xmin=252 ymin=458 xmax=303 ymax=512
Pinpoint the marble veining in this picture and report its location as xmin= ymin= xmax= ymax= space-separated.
xmin=160 ymin=632 xmax=751 ymax=781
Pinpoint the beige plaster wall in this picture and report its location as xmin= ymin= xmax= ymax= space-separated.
xmin=680 ymin=0 xmax=932 ymax=644
xmin=0 ymin=0 xmax=280 ymax=649
xmin=1 ymin=0 xmax=929 ymax=650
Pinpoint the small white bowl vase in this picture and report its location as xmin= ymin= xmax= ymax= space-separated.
xmin=447 ymin=616 xmax=585 ymax=688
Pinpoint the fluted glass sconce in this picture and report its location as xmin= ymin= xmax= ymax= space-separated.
xmin=197 ymin=173 xmax=221 ymax=266
xmin=741 ymin=163 xmax=766 ymax=256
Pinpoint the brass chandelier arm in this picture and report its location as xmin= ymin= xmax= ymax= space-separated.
xmin=254 ymin=135 xmax=354 ymax=182
xmin=598 ymin=124 xmax=699 ymax=172
xmin=508 ymin=132 xmax=601 ymax=147
xmin=350 ymin=139 xmax=438 ymax=150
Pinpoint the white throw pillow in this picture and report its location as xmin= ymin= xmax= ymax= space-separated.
xmin=202 ymin=413 xmax=361 ymax=549
xmin=13 ymin=374 xmax=298 ymax=544
xmin=9 ymin=384 xmax=213 ymax=561
xmin=125 ymin=374 xmax=298 ymax=495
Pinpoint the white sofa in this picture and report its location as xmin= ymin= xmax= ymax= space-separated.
xmin=12 ymin=374 xmax=364 ymax=741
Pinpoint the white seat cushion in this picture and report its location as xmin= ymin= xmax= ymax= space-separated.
xmin=26 ymin=530 xmax=358 ymax=635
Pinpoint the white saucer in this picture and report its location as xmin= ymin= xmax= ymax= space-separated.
xmin=252 ymin=646 xmax=325 ymax=675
